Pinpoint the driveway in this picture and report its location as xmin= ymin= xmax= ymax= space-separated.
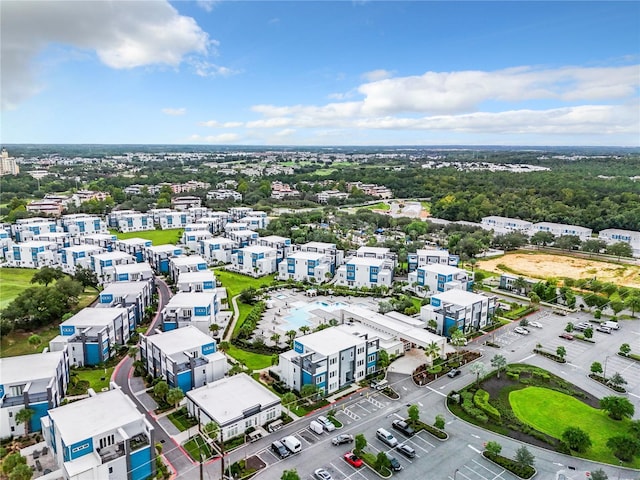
xmin=388 ymin=348 xmax=426 ymax=375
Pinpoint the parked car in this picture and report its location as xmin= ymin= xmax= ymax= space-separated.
xmin=376 ymin=428 xmax=399 ymax=447
xmin=596 ymin=325 xmax=612 ymax=334
xmin=317 ymin=415 xmax=336 ymax=432
xmin=559 ymin=332 xmax=574 ymax=340
xmin=385 ymin=453 xmax=403 ymax=472
xmin=396 ymin=443 xmax=416 ymax=458
xmin=344 ymin=452 xmax=363 ymax=468
xmin=332 ymin=434 xmax=354 ymax=446
xmin=270 ymin=440 xmax=290 ymax=459
xmin=514 ymin=326 xmax=529 ymax=335
xmin=528 ymin=321 xmax=543 ymax=328
xmin=574 ymin=322 xmax=590 ymax=331
xmin=392 ymin=419 xmax=415 ymax=437
xmin=447 ymin=368 xmax=461 ymax=378
xmin=314 ymin=468 xmax=333 ymax=480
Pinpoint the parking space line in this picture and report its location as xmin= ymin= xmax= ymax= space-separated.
xmin=329 ymin=461 xmax=349 ymax=479
xmin=353 ymin=402 xmax=372 ymax=413
xmin=413 ymin=433 xmax=435 ymax=448
xmin=471 ymin=458 xmax=505 ymax=477
xmin=464 ymin=464 xmax=490 ymax=480
xmin=405 ymin=438 xmax=429 ymax=453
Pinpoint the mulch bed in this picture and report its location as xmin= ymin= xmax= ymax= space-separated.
xmin=245 ymin=455 xmax=266 ymax=471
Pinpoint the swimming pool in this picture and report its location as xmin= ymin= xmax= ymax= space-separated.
xmin=281 ymin=301 xmax=346 ymax=330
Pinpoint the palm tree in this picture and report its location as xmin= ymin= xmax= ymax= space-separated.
xmin=299 ymin=325 xmax=311 ymax=336
xmin=424 ymin=341 xmax=441 ymax=364
xmin=15 ymin=408 xmax=34 ymax=435
xmin=513 ymin=276 xmax=528 ymax=295
xmin=270 ymin=333 xmax=281 ymax=345
xmin=209 ymin=323 xmax=221 ymax=336
xmin=286 ymin=329 xmax=297 ymax=346
xmin=490 ymin=354 xmax=507 ymax=378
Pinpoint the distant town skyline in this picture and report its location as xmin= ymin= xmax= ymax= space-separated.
xmin=1 ymin=1 xmax=639 ymax=146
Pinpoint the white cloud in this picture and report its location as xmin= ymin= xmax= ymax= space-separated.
xmin=162 ymin=107 xmax=186 ymax=116
xmin=361 ymin=69 xmax=394 ymax=82
xmin=196 ymin=0 xmax=219 ymax=12
xmin=274 ymin=129 xmax=296 ymax=137
xmin=190 ymin=60 xmax=240 ymax=78
xmin=1 ymin=1 xmax=210 ymax=110
xmin=190 ymin=133 xmax=241 ymax=143
xmin=199 ymin=120 xmax=244 ymax=128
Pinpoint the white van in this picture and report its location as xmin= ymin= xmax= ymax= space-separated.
xmin=281 ymin=435 xmax=302 ymax=454
xmin=376 ymin=428 xmax=398 ymax=447
xmin=309 ymin=420 xmax=324 ymax=435
xmin=602 ymin=321 xmax=619 ymax=330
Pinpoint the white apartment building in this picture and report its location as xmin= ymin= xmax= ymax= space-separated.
xmin=12 ymin=219 xmax=61 ymax=242
xmin=145 ymin=244 xmax=184 ymax=274
xmin=113 ymin=212 xmax=154 ymax=233
xmin=529 ymin=222 xmax=593 ymax=241
xmin=172 ymin=196 xmax=201 ymax=211
xmin=480 ymin=216 xmax=533 ymax=234
xmin=0 ymin=229 xmax=11 ymax=259
xmin=161 ymin=292 xmax=218 ymax=334
xmin=6 ymin=240 xmax=60 ymax=268
xmin=408 ymin=247 xmax=459 ymax=271
xmin=278 ymin=251 xmax=332 ymax=283
xmin=258 ymin=235 xmax=292 ymax=265
xmin=90 ymin=251 xmax=137 ymax=280
xmin=316 ymin=190 xmax=349 ymax=203
xmin=181 ymin=229 xmax=213 ymax=252
xmin=177 ymin=270 xmax=216 ymax=293
xmin=115 ymin=238 xmax=153 ymax=263
xmin=81 ymin=233 xmax=118 ymax=252
xmin=110 ymin=262 xmax=154 ymax=284
xmin=206 ymin=189 xmax=242 ymax=201
xmin=334 ymin=256 xmax=394 ymax=289
xmin=97 ymin=280 xmax=154 ymax=324
xmin=168 ymin=255 xmax=208 ymax=282
xmin=200 ymin=237 xmax=235 ymax=265
xmin=32 ymin=231 xmax=78 ymax=249
xmin=295 ymin=241 xmax=345 ymax=274
xmin=60 ymin=244 xmax=104 ymax=274
xmin=158 ymin=211 xmax=191 ymax=230
xmin=408 ymin=263 xmax=474 ymax=297
xmin=230 ymin=245 xmax=278 ymax=277
xmin=353 ymin=246 xmax=397 ymax=268
xmin=598 ymin=228 xmax=640 ymax=257
xmin=226 ymin=229 xmax=259 ymax=249
xmin=0 ymin=148 xmax=19 ymax=175
xmin=420 ymin=289 xmax=496 ymax=337
xmin=238 ymin=214 xmax=269 ymax=230
xmin=59 ymin=214 xmax=108 ymax=236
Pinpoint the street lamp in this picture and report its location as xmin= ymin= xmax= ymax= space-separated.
xmin=454 ymin=468 xmax=459 ymax=479
xmin=603 ymin=355 xmax=612 ymax=381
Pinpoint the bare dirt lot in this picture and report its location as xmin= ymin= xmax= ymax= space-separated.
xmin=478 ymin=252 xmax=640 ymax=288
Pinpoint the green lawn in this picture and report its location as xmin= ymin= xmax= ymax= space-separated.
xmin=73 ymin=366 xmax=116 ymax=393
xmin=0 ymin=267 xmax=38 ymax=310
xmin=226 ymin=345 xmax=273 ymax=370
xmin=232 ymin=301 xmax=254 ymax=336
xmin=183 ymin=435 xmax=214 ymax=461
xmin=510 ymin=386 xmax=638 ymax=467
xmin=363 ymin=202 xmax=390 ymax=211
xmin=214 ymin=269 xmax=277 ymax=299
xmin=167 ymin=407 xmax=198 ymax=432
xmin=0 ymin=325 xmax=60 ymax=358
xmin=110 ymin=228 xmax=183 ymax=245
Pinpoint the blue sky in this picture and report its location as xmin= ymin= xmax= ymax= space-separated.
xmin=2 ymin=1 xmax=639 ymax=146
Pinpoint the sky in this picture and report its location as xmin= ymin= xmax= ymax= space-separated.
xmin=1 ymin=1 xmax=639 ymax=147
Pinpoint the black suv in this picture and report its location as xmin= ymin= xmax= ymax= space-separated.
xmin=271 ymin=440 xmax=290 ymax=459
xmin=391 ymin=420 xmax=415 ymax=437
xmin=385 ymin=453 xmax=403 ymax=472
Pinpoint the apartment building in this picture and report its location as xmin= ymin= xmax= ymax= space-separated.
xmin=81 ymin=233 xmax=118 ymax=252
xmin=158 ymin=211 xmax=191 ymax=230
xmin=12 ymin=218 xmax=61 ymax=242
xmin=226 ymin=229 xmax=259 ymax=249
xmin=59 ymin=214 xmax=108 ymax=236
xmin=90 ymin=251 xmax=137 ymax=280
xmin=161 ymin=292 xmax=218 ymax=335
xmin=110 ymin=263 xmax=154 ymax=284
xmin=115 ymin=238 xmax=153 ymax=263
xmin=334 ymin=256 xmax=394 ymax=289
xmin=529 ymin=222 xmax=593 ymax=241
xmin=480 ymin=216 xmax=533 ymax=234
xmin=112 ymin=212 xmax=154 ymax=233
xmin=420 ymin=289 xmax=496 ymax=337
xmin=278 ymin=251 xmax=332 ymax=283
xmin=145 ymin=244 xmax=184 ymax=274
xmin=200 ymin=237 xmax=235 ymax=265
xmin=97 ymin=280 xmax=154 ymax=324
xmin=181 ymin=229 xmax=213 ymax=252
xmin=168 ymin=255 xmax=208 ymax=282
xmin=176 ymin=270 xmax=216 ymax=293
xmin=230 ymin=245 xmax=278 ymax=277
xmin=60 ymin=244 xmax=104 ymax=274
xmin=599 ymin=228 xmax=640 ymax=257
xmin=258 ymin=235 xmax=292 ymax=265
xmin=294 ymin=242 xmax=344 ymax=274
xmin=408 ymin=263 xmax=473 ymax=297
xmin=6 ymin=240 xmax=60 ymax=268
xmin=408 ymin=247 xmax=459 ymax=271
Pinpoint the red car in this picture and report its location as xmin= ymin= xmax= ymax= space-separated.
xmin=343 ymin=452 xmax=363 ymax=468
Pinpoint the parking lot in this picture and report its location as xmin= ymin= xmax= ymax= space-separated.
xmin=448 ymin=455 xmax=520 ymax=480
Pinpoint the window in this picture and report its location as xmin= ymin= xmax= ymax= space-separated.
xmin=329 ymin=357 xmax=337 ymax=365
xmin=9 ymin=385 xmax=25 ymax=397
xmin=357 ymin=360 xmax=364 ymax=367
xmin=367 ymin=354 xmax=376 ymax=363
xmin=99 ymin=434 xmax=115 ymax=449
xmin=109 ymin=467 xmax=113 ymax=474
xmin=329 ymin=371 xmax=336 ymax=378
xmin=357 ymin=347 xmax=364 ymax=354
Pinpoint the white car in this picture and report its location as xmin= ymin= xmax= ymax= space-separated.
xmin=514 ymin=326 xmax=529 ymax=335
xmin=317 ymin=415 xmax=336 ymax=432
xmin=314 ymin=468 xmax=333 ymax=480
xmin=528 ymin=321 xmax=543 ymax=328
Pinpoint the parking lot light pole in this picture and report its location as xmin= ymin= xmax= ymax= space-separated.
xmin=454 ymin=468 xmax=459 ymax=479
xmin=603 ymin=355 xmax=612 ymax=380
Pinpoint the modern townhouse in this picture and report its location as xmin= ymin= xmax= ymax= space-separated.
xmin=529 ymin=222 xmax=593 ymax=241
xmin=598 ymin=228 xmax=640 ymax=257
xmin=147 ymin=208 xmax=173 ymax=225
xmin=228 ymin=206 xmax=253 ymax=221
xmin=480 ymin=216 xmax=533 ymax=234
xmin=294 ymin=241 xmax=344 ymax=274
xmin=195 ymin=212 xmax=230 ymax=235
xmin=139 ymin=326 xmax=227 ymax=393
xmin=107 ymin=209 xmax=137 ymax=228
xmin=161 ymin=292 xmax=219 ymax=334
xmin=157 ymin=211 xmax=191 ymax=230
xmin=226 ymin=229 xmax=259 ymax=249
xmin=168 ymin=255 xmax=208 ymax=283
xmin=186 ymin=374 xmax=281 ymax=441
xmin=144 ymin=244 xmax=184 ymax=274
xmin=223 ymin=222 xmax=248 ymax=233
xmin=171 ymin=196 xmax=201 ymax=211
xmin=420 ymin=289 xmax=496 ymax=337
xmin=115 ymin=238 xmax=153 ymax=263
xmin=0 ymin=349 xmax=70 ymax=438
xmin=352 ymin=246 xmax=397 ymax=268
xmin=49 ymin=307 xmax=136 ymax=366
xmin=41 ymin=387 xmax=155 ymax=480
xmin=258 ymin=235 xmax=292 ymax=265
xmin=0 ymin=228 xmax=11 ymax=259
xmin=278 ymin=251 xmax=333 ymax=283
xmin=181 ymin=229 xmax=213 ymax=252
xmin=90 ymin=251 xmax=137 ymax=282
xmin=110 ymin=262 xmax=154 ymax=284
xmin=177 ymin=270 xmax=216 ymax=293
xmin=230 ymin=245 xmax=278 ymax=277
xmin=60 ymin=245 xmax=104 ymax=274
xmin=187 ymin=206 xmax=210 ymax=222
xmin=115 ymin=212 xmax=155 ymax=233
xmin=200 ymin=237 xmax=235 ymax=265
xmin=334 ymin=256 xmax=394 ymax=289
xmin=408 ymin=247 xmax=459 ymax=271
xmin=6 ymin=240 xmax=60 ymax=268
xmin=12 ymin=218 xmax=61 ymax=242
xmin=32 ymin=231 xmax=78 ymax=249
xmin=59 ymin=214 xmax=108 ymax=236
xmin=96 ymin=280 xmax=154 ymax=324
xmin=408 ymin=263 xmax=473 ymax=297
xmin=82 ymin=233 xmax=118 ymax=252
xmin=278 ymin=327 xmax=378 ymax=395
xmin=238 ymin=213 xmax=269 ymax=230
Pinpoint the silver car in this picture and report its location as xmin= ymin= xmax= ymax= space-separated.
xmin=314 ymin=468 xmax=333 ymax=480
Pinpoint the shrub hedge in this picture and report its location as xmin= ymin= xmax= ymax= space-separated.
xmin=473 ymin=389 xmax=501 ymax=421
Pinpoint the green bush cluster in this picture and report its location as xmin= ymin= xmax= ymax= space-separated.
xmin=236 ymin=301 xmax=266 ymax=339
xmin=461 ymin=391 xmax=489 ymax=423
xmin=483 ymin=451 xmax=535 ymax=479
xmin=531 ymin=370 xmax=550 ymax=382
xmin=506 ymin=371 xmax=519 ymax=381
xmin=473 ymin=389 xmax=501 ymax=421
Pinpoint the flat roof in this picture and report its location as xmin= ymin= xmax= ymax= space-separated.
xmin=0 ymin=350 xmax=65 ymax=385
xmin=147 ymin=244 xmax=180 ymax=253
xmin=260 ymin=235 xmax=289 ymax=243
xmin=418 ymin=263 xmax=464 ymax=275
xmin=297 ymin=327 xmax=363 ymax=356
xmin=287 ymin=251 xmax=326 ymax=260
xmin=202 ymin=237 xmax=234 ymax=244
xmin=93 ymin=251 xmax=134 ymax=260
xmin=15 ymin=240 xmax=55 ymax=247
xmin=116 ymin=238 xmax=151 ymax=245
xmin=114 ymin=262 xmax=153 ymax=273
xmin=63 ymin=245 xmax=102 ymax=253
xmin=302 ymin=241 xmax=336 ymax=249
xmin=415 ymin=248 xmax=449 ymax=256
xmin=346 ymin=256 xmax=385 ymax=266
xmin=241 ymin=245 xmax=275 ymax=254
xmin=171 ymin=256 xmax=207 ymax=266
xmin=144 ymin=325 xmax=213 ymax=354
xmin=178 ymin=271 xmax=215 ymax=282
xmin=187 ymin=373 xmax=280 ymax=426
xmin=432 ymin=289 xmax=488 ymax=306
xmin=533 ymin=222 xmax=592 ymax=231
xmin=63 ymin=307 xmax=128 ymax=326
xmin=167 ymin=292 xmax=216 ymax=307
xmin=48 ymin=388 xmax=143 ymax=444
xmin=101 ymin=281 xmax=149 ymax=295
xmin=356 ymin=246 xmax=390 ymax=254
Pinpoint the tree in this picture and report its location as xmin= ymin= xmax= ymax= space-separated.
xmin=281 ymin=469 xmax=301 ymax=480
xmin=490 ymin=354 xmax=507 ymax=379
xmin=9 ymin=462 xmax=33 ymax=480
xmin=354 ymin=433 xmax=367 ymax=455
xmin=15 ymin=408 xmax=34 ymax=435
xmin=530 ymin=231 xmax=555 ymax=248
xmin=625 ymin=294 xmax=640 ymax=317
xmin=407 ymin=404 xmax=420 ymax=423
xmin=27 ymin=334 xmax=42 ymax=350
xmin=600 ymin=396 xmax=635 ymax=420
xmin=565 ymin=322 xmax=574 ymax=333
xmin=218 ymin=341 xmax=230 ymax=352
xmin=562 ymin=427 xmax=592 ymax=452
xmin=377 ymin=350 xmax=390 ymax=371
xmin=485 ymin=441 xmax=502 ymax=456
xmin=449 ymin=328 xmax=466 ymax=347
xmin=153 ymin=380 xmax=169 ymax=402
xmin=203 ymin=421 xmax=219 ymax=440
xmin=300 ymin=384 xmax=319 ymax=401
xmin=628 ymin=419 xmax=640 ymax=440
xmin=375 ymin=451 xmax=391 ymax=471
xmin=607 ymin=242 xmax=633 ymax=260
xmin=512 ymin=276 xmax=529 ymax=294
xmin=2 ymin=453 xmax=26 ymax=475
xmin=582 ymin=239 xmax=607 ymax=255
xmin=286 ymin=329 xmax=297 ymax=346
xmin=424 ymin=341 xmax=441 ymax=363
xmin=589 ymin=469 xmax=608 ymax=480
xmin=619 ymin=343 xmax=631 ymax=356
xmin=514 ymin=445 xmax=535 ymax=469
xmin=554 ymin=235 xmax=582 ymax=251
xmin=434 ymin=414 xmax=445 ymax=430
xmin=74 ymin=266 xmax=99 ymax=289
xmin=469 ymin=362 xmax=486 ymax=386
xmin=606 ymin=435 xmax=640 ymax=462
xmin=556 ymin=346 xmax=567 ymax=361
xmin=166 ymin=387 xmax=184 ymax=409
xmin=299 ymin=325 xmax=310 ymax=335
xmin=610 ymin=301 xmax=625 ymax=316
xmin=31 ymin=267 xmax=65 ymax=286
xmin=608 ymin=373 xmax=627 ymax=389
xmin=239 ymin=287 xmax=258 ymax=305
xmin=583 ymin=327 xmax=593 ymax=339
xmin=209 ymin=323 xmax=220 ymax=335
xmin=270 ymin=333 xmax=281 ymax=345
xmin=590 ymin=362 xmax=603 ymax=376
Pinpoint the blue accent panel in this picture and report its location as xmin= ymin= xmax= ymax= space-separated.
xmin=136 ymin=252 xmax=144 ymax=262
xmin=431 ymin=297 xmax=441 ymax=307
xmin=29 ymin=401 xmax=49 ymax=433
xmin=194 ymin=306 xmax=208 ymax=317
xmin=118 ymin=273 xmax=129 ymax=281
xmin=197 ymin=263 xmax=207 ymax=270
xmin=100 ymin=294 xmax=114 ymax=304
xmin=444 ymin=317 xmax=457 ymax=337
xmin=66 ymin=437 xmax=93 ymax=461
xmin=203 ymin=281 xmax=214 ymax=289
xmin=86 ymin=343 xmax=100 ymax=365
xmin=163 ymin=322 xmax=177 ymax=331
xmin=159 ymin=259 xmax=169 ymax=273
xmin=60 ymin=325 xmax=76 ymax=336
xmin=201 ymin=343 xmax=216 ymax=355
xmin=130 ymin=445 xmax=153 ymax=480
xmin=302 ymin=370 xmax=312 ymax=386
xmin=177 ymin=370 xmax=192 ymax=393
xmin=0 ymin=385 xmax=4 ymax=397
xmin=294 ymin=341 xmax=303 ymax=353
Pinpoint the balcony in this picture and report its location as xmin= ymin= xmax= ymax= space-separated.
xmin=98 ymin=442 xmax=125 ymax=463
xmin=2 ymin=395 xmax=25 ymax=407
xmin=129 ymin=434 xmax=150 ymax=452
